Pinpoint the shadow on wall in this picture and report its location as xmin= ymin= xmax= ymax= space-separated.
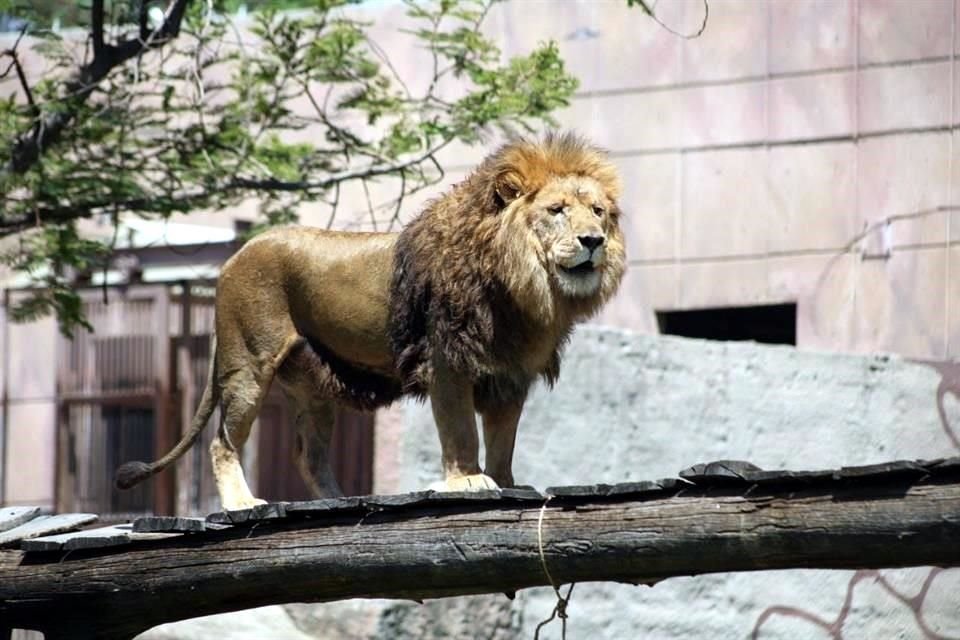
xmin=752 ymin=568 xmax=960 ymax=640
xmin=753 ymin=360 xmax=960 ymax=640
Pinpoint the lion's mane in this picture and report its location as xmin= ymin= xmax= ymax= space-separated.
xmin=389 ymin=132 xmax=625 ymax=411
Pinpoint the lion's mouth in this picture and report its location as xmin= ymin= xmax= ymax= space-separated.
xmin=560 ymin=261 xmax=596 ymax=276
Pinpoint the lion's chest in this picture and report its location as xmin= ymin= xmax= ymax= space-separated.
xmin=488 ymin=314 xmax=562 ymax=379
xmin=514 ymin=338 xmax=558 ymax=376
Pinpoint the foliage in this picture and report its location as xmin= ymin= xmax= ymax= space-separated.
xmin=0 ymin=0 xmax=578 ymax=336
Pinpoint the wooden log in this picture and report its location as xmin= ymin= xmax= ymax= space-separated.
xmin=1 ymin=474 xmax=959 ymax=640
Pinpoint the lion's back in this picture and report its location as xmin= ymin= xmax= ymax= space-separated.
xmin=217 ymin=226 xmax=400 ymax=372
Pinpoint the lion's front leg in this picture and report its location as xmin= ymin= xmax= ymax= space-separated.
xmin=481 ymin=401 xmax=523 ymax=488
xmin=428 ymin=358 xmax=499 ymax=492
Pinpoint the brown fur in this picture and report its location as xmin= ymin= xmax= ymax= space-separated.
xmin=390 ymin=133 xmax=625 ymax=402
xmin=115 ymin=132 xmax=626 ymax=510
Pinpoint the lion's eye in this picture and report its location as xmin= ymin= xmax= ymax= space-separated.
xmin=548 ymin=204 xmax=565 ymax=215
xmin=592 ymin=205 xmax=605 ymax=217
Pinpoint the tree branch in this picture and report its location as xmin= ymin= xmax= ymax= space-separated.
xmin=91 ymin=0 xmax=106 ymax=58
xmin=1 ymin=462 xmax=958 ymax=639
xmin=1 ymin=27 xmax=37 ymax=118
xmin=5 ymin=0 xmax=191 ymax=177
xmin=0 ymin=143 xmax=451 ymax=237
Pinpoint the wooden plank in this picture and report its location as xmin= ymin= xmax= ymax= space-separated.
xmin=206 ymin=502 xmax=288 ymax=525
xmin=547 ymin=478 xmax=691 ymax=501
xmin=742 ymin=469 xmax=836 ymax=485
xmin=22 ymin=524 xmax=180 ymax=552
xmin=281 ymin=497 xmax=363 ymax=516
xmin=132 ymin=516 xmax=226 ymax=533
xmin=0 ymin=506 xmax=43 ymax=533
xmin=361 ymin=492 xmax=434 ymax=509
xmin=679 ymin=460 xmax=763 ymax=484
xmin=546 ymin=484 xmax=608 ymax=498
xmin=603 ymin=481 xmax=662 ymax=498
xmin=837 ymin=460 xmax=927 ymax=480
xmin=929 ymin=456 xmax=960 ymax=472
xmin=426 ymin=489 xmax=502 ymax=503
xmin=0 ymin=513 xmax=97 ymax=548
xmin=559 ymin=480 xmax=667 ymax=500
xmin=499 ymin=487 xmax=546 ymax=502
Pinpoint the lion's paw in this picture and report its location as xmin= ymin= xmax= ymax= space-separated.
xmin=222 ymin=496 xmax=268 ymax=511
xmin=430 ymin=473 xmax=500 ymax=493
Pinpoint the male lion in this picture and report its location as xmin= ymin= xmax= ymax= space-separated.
xmin=116 ymin=132 xmax=626 ymax=510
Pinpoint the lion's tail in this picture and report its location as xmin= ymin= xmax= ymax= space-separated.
xmin=114 ymin=334 xmax=220 ymax=490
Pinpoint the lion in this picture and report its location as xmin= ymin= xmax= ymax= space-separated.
xmin=115 ymin=132 xmax=626 ymax=510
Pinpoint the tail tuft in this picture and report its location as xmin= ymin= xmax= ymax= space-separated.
xmin=114 ymin=461 xmax=154 ymax=490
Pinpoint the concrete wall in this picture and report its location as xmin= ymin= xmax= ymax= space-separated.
xmin=412 ymin=0 xmax=960 ymax=361
xmin=142 ymin=327 xmax=960 ymax=639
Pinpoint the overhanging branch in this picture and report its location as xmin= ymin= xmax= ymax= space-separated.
xmin=1 ymin=458 xmax=958 ymax=639
xmin=5 ymin=0 xmax=191 ymax=177
xmin=0 ymin=144 xmax=452 ymax=237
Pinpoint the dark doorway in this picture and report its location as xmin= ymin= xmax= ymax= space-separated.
xmin=656 ymin=303 xmax=797 ymax=345
xmin=256 ymin=404 xmax=374 ymax=502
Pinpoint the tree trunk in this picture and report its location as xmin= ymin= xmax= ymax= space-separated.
xmin=1 ymin=477 xmax=958 ymax=639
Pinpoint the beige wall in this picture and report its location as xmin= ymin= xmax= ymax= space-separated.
xmin=487 ymin=0 xmax=959 ymax=361
xmin=9 ymin=0 xmax=955 ymax=358
xmin=1 ymin=308 xmax=58 ymax=507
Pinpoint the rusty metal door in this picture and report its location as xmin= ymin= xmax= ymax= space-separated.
xmin=55 ymin=285 xmax=174 ymax=519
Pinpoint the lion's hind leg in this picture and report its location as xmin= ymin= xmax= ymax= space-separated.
xmin=212 ymin=333 xmax=300 ymax=511
xmin=276 ymin=337 xmax=405 ymax=499
xmin=210 ymin=366 xmax=271 ymax=511
xmin=286 ymin=390 xmax=344 ymax=498
xmin=275 ymin=342 xmax=345 ymax=498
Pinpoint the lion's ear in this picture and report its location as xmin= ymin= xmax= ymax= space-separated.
xmin=493 ymin=171 xmax=524 ymax=210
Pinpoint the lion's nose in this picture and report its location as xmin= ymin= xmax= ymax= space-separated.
xmin=579 ymin=235 xmax=605 ymax=251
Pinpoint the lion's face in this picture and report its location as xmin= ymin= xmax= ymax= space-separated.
xmin=526 ymin=175 xmax=621 ymax=298
xmin=494 ymin=172 xmax=625 ymax=318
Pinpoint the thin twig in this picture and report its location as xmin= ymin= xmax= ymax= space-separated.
xmin=361 ymin=178 xmax=378 ymax=231
xmin=387 ymin=167 xmax=407 ymax=231
xmin=645 ymin=0 xmax=709 ymax=39
xmin=326 ymin=181 xmax=341 ymax=230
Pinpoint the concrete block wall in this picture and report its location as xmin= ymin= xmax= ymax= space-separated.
xmin=427 ymin=0 xmax=960 ymax=360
